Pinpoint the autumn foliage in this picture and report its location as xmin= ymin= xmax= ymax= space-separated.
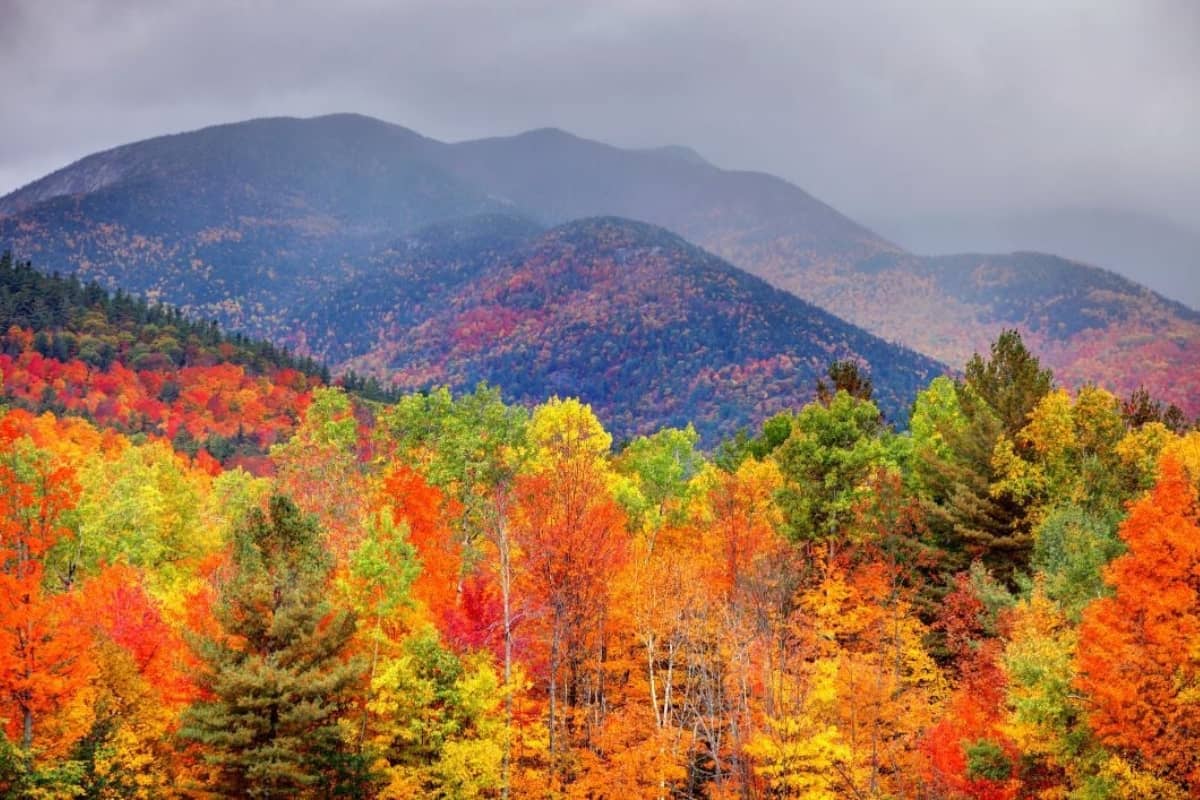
xmin=1076 ymin=457 xmax=1200 ymax=792
xmin=0 ymin=324 xmax=1195 ymax=797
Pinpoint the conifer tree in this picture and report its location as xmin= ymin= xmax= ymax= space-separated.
xmin=816 ymin=359 xmax=874 ymax=406
xmin=179 ymin=494 xmax=363 ymax=798
xmin=913 ymin=330 xmax=1053 ymax=580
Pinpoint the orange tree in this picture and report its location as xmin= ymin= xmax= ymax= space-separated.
xmin=1076 ymin=457 xmax=1200 ymax=793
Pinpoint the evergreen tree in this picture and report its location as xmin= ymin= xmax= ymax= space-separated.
xmin=913 ymin=330 xmax=1053 ymax=581
xmin=816 ymin=359 xmax=873 ymax=405
xmin=179 ymin=495 xmax=364 ymax=798
xmin=962 ymin=328 xmax=1053 ymax=441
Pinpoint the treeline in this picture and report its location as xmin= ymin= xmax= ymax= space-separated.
xmin=0 ymin=331 xmax=1199 ymax=798
xmin=0 ymin=251 xmax=328 ymax=378
xmin=0 ymin=254 xmax=408 ymax=466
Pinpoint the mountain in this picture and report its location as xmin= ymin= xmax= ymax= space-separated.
xmin=840 ymin=249 xmax=1200 ymax=410
xmin=426 ymin=128 xmax=1200 ymax=415
xmin=2 ymin=113 xmax=1196 ymax=417
xmin=328 ymin=216 xmax=942 ymax=441
xmin=869 ymin=206 xmax=1200 ymax=312
xmin=431 ymin=126 xmax=891 ymax=263
xmin=293 ymin=213 xmax=546 ymax=366
xmin=0 ymin=113 xmax=894 ymax=339
xmin=0 ymin=114 xmax=504 ymax=335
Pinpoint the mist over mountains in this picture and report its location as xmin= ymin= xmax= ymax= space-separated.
xmin=873 ymin=206 xmax=1200 ymax=312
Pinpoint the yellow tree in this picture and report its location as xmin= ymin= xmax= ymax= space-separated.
xmin=748 ymin=552 xmax=943 ymax=799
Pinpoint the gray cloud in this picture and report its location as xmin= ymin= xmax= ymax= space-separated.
xmin=2 ymin=0 xmax=1199 ymax=300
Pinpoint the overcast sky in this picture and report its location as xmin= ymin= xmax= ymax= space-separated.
xmin=2 ymin=0 xmax=1198 ymax=299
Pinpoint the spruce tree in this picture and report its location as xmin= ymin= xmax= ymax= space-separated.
xmin=179 ymin=494 xmax=364 ymax=798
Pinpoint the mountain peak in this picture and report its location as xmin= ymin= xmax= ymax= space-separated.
xmin=0 ymin=113 xmax=439 ymax=217
xmin=518 ymin=126 xmax=579 ymax=140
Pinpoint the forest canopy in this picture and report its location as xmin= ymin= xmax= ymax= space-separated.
xmin=0 ymin=314 xmax=1197 ymax=798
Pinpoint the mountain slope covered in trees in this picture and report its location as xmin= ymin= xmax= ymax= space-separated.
xmin=436 ymin=126 xmax=1200 ymax=413
xmin=1 ymin=113 xmax=1196 ymax=415
xmin=0 ymin=251 xmax=325 ymax=469
xmin=333 ymin=216 xmax=942 ymax=441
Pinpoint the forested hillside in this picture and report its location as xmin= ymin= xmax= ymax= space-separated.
xmin=0 ymin=323 xmax=1198 ymax=797
xmin=0 ymin=251 xmax=325 ymax=470
xmin=0 ymin=234 xmax=941 ymax=449
xmin=3 ymin=113 xmax=1195 ymax=416
xmin=330 ymin=217 xmax=942 ymax=442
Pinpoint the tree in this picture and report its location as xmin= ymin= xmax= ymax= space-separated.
xmin=613 ymin=425 xmax=703 ymax=538
xmin=270 ymin=386 xmax=367 ymax=558
xmin=1075 ymin=458 xmax=1200 ymax=794
xmin=1122 ymin=385 xmax=1192 ymax=434
xmin=0 ymin=416 xmax=93 ymax=760
xmin=816 ymin=359 xmax=873 ymax=406
xmin=67 ymin=439 xmax=215 ymax=596
xmin=366 ymin=632 xmax=507 ymax=799
xmin=914 ymin=331 xmax=1053 ymax=581
xmin=922 ymin=572 xmax=1021 ymax=800
xmin=748 ymin=554 xmax=944 ymax=799
xmin=515 ymin=397 xmax=627 ymax=789
xmin=378 ymin=384 xmax=531 ymax=799
xmin=994 ymin=386 xmax=1126 ymax=519
xmin=73 ymin=563 xmax=195 ymax=798
xmin=772 ymin=391 xmax=902 ymax=543
xmin=963 ymin=329 xmax=1054 ymax=439
xmin=1001 ymin=581 xmax=1100 ymax=796
xmin=179 ymin=494 xmax=363 ymax=798
xmin=1030 ymin=505 xmax=1123 ymax=622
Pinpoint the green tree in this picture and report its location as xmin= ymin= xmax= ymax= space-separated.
xmin=963 ymin=329 xmax=1054 ymax=439
xmin=1031 ymin=505 xmax=1124 ymax=622
xmin=913 ymin=330 xmax=1053 ymax=581
xmin=613 ymin=425 xmax=703 ymax=536
xmin=772 ymin=391 xmax=904 ymax=543
xmin=179 ymin=495 xmax=364 ymax=798
xmin=815 ymin=359 xmax=873 ymax=406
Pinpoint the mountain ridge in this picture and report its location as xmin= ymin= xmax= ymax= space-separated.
xmin=303 ymin=213 xmax=944 ymax=442
xmin=1 ymin=112 xmax=1195 ymax=416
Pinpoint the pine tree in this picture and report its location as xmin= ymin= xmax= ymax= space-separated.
xmin=914 ymin=330 xmax=1053 ymax=581
xmin=816 ymin=359 xmax=874 ymax=406
xmin=179 ymin=495 xmax=364 ymax=798
xmin=963 ymin=331 xmax=1053 ymax=435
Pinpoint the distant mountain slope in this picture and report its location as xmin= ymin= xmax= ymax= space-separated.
xmin=2 ymin=113 xmax=1195 ymax=415
xmin=335 ymin=217 xmax=942 ymax=442
xmin=871 ymin=207 xmax=1200 ymax=312
xmin=435 ymin=127 xmax=891 ymax=262
xmin=293 ymin=213 xmax=546 ymax=365
xmin=831 ymin=250 xmax=1200 ymax=411
xmin=0 ymin=114 xmax=504 ymax=335
xmin=0 ymin=113 xmax=895 ymax=336
xmin=428 ymin=126 xmax=1200 ymax=413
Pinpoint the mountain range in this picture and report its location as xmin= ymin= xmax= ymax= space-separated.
xmin=1 ymin=112 xmax=1196 ymax=433
xmin=873 ymin=206 xmax=1200 ymax=311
